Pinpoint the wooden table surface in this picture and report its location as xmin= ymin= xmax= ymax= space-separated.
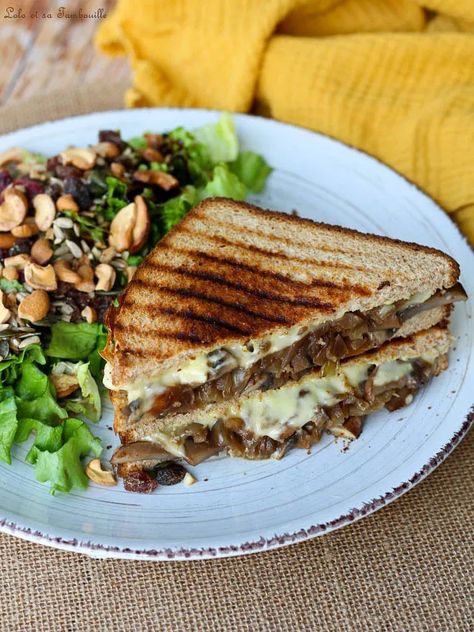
xmin=0 ymin=0 xmax=130 ymax=107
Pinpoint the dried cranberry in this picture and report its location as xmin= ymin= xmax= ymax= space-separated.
xmin=46 ymin=156 xmax=61 ymax=172
xmin=153 ymin=462 xmax=186 ymax=486
xmin=8 ymin=238 xmax=34 ymax=256
xmin=44 ymin=181 xmax=62 ymax=200
xmin=55 ymin=164 xmax=82 ymax=179
xmin=98 ymin=130 xmax=125 ymax=151
xmin=123 ymin=470 xmax=158 ymax=493
xmin=13 ymin=177 xmax=44 ymax=200
xmin=0 ymin=170 xmax=12 ymax=194
xmin=63 ymin=176 xmax=91 ymax=210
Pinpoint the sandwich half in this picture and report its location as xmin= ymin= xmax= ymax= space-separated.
xmin=111 ymin=326 xmax=452 ymax=488
xmin=104 ymin=198 xmax=465 ymax=425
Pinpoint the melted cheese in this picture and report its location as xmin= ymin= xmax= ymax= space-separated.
xmin=144 ymin=356 xmax=422 ymax=450
xmin=105 ymin=290 xmax=433 ymax=401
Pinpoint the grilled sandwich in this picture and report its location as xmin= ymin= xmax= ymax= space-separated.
xmin=103 ymin=198 xmax=466 ymax=426
xmin=111 ymin=326 xmax=452 ymax=485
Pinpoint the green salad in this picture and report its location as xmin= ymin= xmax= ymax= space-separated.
xmin=0 ymin=114 xmax=271 ymax=493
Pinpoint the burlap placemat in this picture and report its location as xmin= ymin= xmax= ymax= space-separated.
xmin=0 ymin=86 xmax=472 ymax=632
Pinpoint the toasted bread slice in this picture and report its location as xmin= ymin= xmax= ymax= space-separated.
xmin=106 ymin=199 xmax=459 ymax=390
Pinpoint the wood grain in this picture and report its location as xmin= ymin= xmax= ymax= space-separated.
xmin=0 ymin=0 xmax=130 ymax=106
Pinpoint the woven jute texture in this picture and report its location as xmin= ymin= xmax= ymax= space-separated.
xmin=0 ymin=86 xmax=473 ymax=632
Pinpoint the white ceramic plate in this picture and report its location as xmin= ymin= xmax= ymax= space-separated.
xmin=0 ymin=110 xmax=472 ymax=560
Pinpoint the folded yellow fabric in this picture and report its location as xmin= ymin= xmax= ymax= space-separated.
xmin=96 ymin=0 xmax=474 ymax=243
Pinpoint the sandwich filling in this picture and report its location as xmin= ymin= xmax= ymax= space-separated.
xmin=112 ymin=349 xmax=446 ymax=470
xmin=105 ymin=284 xmax=465 ymax=421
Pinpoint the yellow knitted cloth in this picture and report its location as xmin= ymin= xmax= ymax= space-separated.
xmin=96 ymin=0 xmax=474 ymax=243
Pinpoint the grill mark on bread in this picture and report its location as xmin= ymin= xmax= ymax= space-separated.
xmin=135 ymin=264 xmax=335 ymax=310
xmin=161 ymin=244 xmax=370 ymax=295
xmin=157 ymin=306 xmax=253 ymax=335
xmin=114 ymin=326 xmax=206 ymax=344
xmin=177 ymin=226 xmax=371 ymax=273
xmin=123 ymin=285 xmax=291 ymax=325
xmin=202 ymin=216 xmax=365 ymax=257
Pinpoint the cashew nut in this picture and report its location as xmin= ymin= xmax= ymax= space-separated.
xmin=0 ymin=188 xmax=28 ymax=231
xmin=4 ymin=253 xmax=31 ymax=269
xmin=31 ymin=238 xmax=53 ymax=265
xmin=93 ymin=142 xmax=120 ymax=159
xmin=24 ymin=262 xmax=57 ymax=291
xmin=2 ymin=266 xmax=18 ymax=281
xmin=108 ymin=202 xmax=136 ymax=252
xmin=60 ymin=147 xmax=96 ymax=171
xmin=126 ymin=266 xmax=137 ymax=282
xmin=0 ymin=233 xmax=15 ymax=249
xmin=56 ymin=194 xmax=79 ymax=213
xmin=81 ymin=306 xmax=97 ymax=323
xmin=110 ymin=162 xmax=125 ymax=178
xmin=50 ymin=373 xmax=80 ymax=398
xmin=33 ymin=193 xmax=56 ymax=231
xmin=0 ymin=291 xmax=12 ymax=324
xmin=53 ymin=260 xmax=81 ymax=284
xmin=18 ymin=289 xmax=50 ymax=322
xmin=85 ymin=459 xmax=117 ymax=486
xmin=0 ymin=147 xmax=25 ymax=167
xmin=95 ymin=263 xmax=116 ymax=292
xmin=99 ymin=246 xmax=116 ymax=264
xmin=11 ymin=222 xmax=39 ymax=238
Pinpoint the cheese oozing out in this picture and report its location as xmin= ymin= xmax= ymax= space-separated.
xmin=141 ymin=353 xmax=438 ymax=458
xmin=103 ymin=290 xmax=435 ymax=406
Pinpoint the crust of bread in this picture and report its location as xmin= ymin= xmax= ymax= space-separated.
xmin=113 ymin=326 xmax=451 ymax=443
xmin=107 ymin=198 xmax=460 ymax=388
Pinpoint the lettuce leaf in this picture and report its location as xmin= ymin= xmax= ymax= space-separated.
xmin=201 ymin=164 xmax=247 ymax=200
xmin=58 ymin=362 xmax=101 ymax=423
xmin=0 ymin=394 xmax=18 ymax=464
xmin=0 ymin=344 xmax=46 ymax=388
xmin=15 ymin=418 xmax=63 ymax=462
xmin=194 ymin=113 xmax=239 ymax=164
xmin=161 ymin=186 xmax=198 ymax=232
xmin=26 ymin=418 xmax=102 ymax=494
xmin=15 ymin=362 xmax=67 ymax=424
xmin=0 ymin=278 xmax=24 ymax=293
xmin=229 ymin=150 xmax=272 ymax=193
xmin=46 ymin=322 xmax=103 ymax=360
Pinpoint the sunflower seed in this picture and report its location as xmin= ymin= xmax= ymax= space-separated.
xmin=81 ymin=240 xmax=91 ymax=253
xmin=18 ymin=335 xmax=41 ymax=349
xmin=53 ymin=224 xmax=65 ymax=241
xmin=73 ymin=223 xmax=80 ymax=237
xmin=54 ymin=217 xmax=74 ymax=229
xmin=65 ymin=239 xmax=83 ymax=258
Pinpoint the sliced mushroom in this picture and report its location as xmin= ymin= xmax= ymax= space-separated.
xmin=24 ymin=262 xmax=57 ymax=291
xmin=95 ymin=263 xmax=116 ymax=291
xmin=130 ymin=195 xmax=150 ymax=254
xmin=108 ymin=201 xmax=136 ymax=252
xmin=33 ymin=193 xmax=56 ymax=231
xmin=0 ymin=291 xmax=12 ymax=324
xmin=85 ymin=459 xmax=117 ymax=486
xmin=18 ymin=289 xmax=50 ymax=322
xmin=111 ymin=442 xmax=172 ymax=465
xmin=60 ymin=147 xmax=96 ymax=171
xmin=31 ymin=238 xmax=53 ymax=265
xmin=0 ymin=188 xmax=28 ymax=232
